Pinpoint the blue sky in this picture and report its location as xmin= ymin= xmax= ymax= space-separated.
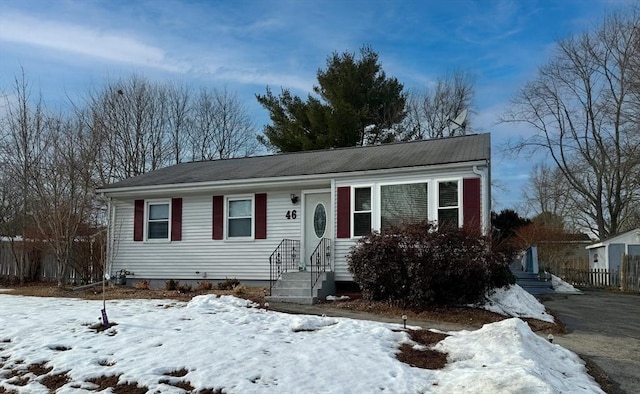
xmin=0 ymin=0 xmax=631 ymax=212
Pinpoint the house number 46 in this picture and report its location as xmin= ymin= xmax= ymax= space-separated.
xmin=286 ymin=210 xmax=297 ymax=219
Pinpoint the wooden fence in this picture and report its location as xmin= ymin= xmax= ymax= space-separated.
xmin=0 ymin=239 xmax=104 ymax=285
xmin=545 ymin=255 xmax=640 ymax=292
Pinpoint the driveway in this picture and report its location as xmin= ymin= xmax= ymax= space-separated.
xmin=543 ymin=290 xmax=640 ymax=394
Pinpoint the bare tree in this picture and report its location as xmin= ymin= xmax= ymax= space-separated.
xmin=401 ymin=70 xmax=475 ymax=140
xmin=166 ymin=83 xmax=191 ymax=164
xmin=29 ymin=113 xmax=101 ymax=286
xmin=522 ymin=163 xmax=576 ymax=228
xmin=189 ymin=88 xmax=258 ymax=160
xmin=502 ymin=11 xmax=640 ymax=238
xmin=89 ymin=75 xmax=172 ymax=184
xmin=0 ymin=72 xmax=47 ymax=284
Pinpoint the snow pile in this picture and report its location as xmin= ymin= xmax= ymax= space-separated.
xmin=0 ymin=294 xmax=602 ymax=393
xmin=482 ymin=284 xmax=555 ymax=322
xmin=551 ymin=274 xmax=582 ymax=294
xmin=326 ymin=295 xmax=350 ymax=301
xmin=435 ymin=318 xmax=600 ymax=393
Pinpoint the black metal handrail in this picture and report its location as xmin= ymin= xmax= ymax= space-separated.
xmin=269 ymin=239 xmax=300 ymax=295
xmin=310 ymin=238 xmax=332 ymax=295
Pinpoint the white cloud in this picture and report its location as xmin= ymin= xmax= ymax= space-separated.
xmin=0 ymin=12 xmax=188 ymax=73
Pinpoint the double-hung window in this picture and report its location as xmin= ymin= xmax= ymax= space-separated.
xmin=147 ymin=202 xmax=170 ymax=240
xmin=438 ymin=181 xmax=459 ymax=227
xmin=227 ymin=197 xmax=253 ymax=238
xmin=380 ymin=182 xmax=428 ymax=230
xmin=353 ymin=187 xmax=372 ymax=236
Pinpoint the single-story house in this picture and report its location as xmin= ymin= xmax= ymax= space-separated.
xmin=97 ymin=133 xmax=491 ymax=300
xmin=586 ymin=228 xmax=640 ymax=271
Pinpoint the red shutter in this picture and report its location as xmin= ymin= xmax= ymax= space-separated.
xmin=212 ymin=196 xmax=224 ymax=240
xmin=171 ymin=198 xmax=183 ymax=241
xmin=134 ymin=200 xmax=144 ymax=241
xmin=337 ymin=187 xmax=351 ymax=238
xmin=463 ymin=178 xmax=481 ymax=232
xmin=255 ymin=193 xmax=267 ymax=239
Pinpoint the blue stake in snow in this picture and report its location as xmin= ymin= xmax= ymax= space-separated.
xmin=101 ymin=308 xmax=110 ymax=326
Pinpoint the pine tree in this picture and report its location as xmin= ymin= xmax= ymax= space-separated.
xmin=256 ymin=46 xmax=406 ymax=152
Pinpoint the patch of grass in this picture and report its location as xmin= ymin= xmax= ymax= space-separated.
xmin=86 ymin=374 xmax=148 ymax=393
xmin=8 ymin=375 xmax=29 ymax=386
xmin=159 ymin=378 xmax=195 ymax=391
xmin=164 ymin=368 xmax=188 ymax=377
xmin=48 ymin=345 xmax=71 ymax=351
xmin=87 ymin=374 xmax=120 ymax=391
xmin=196 ymin=388 xmax=226 ymax=394
xmin=112 ymin=381 xmax=148 ymax=394
xmin=396 ymin=329 xmax=449 ymax=370
xmin=40 ymin=371 xmax=71 ymax=392
xmin=27 ymin=362 xmax=52 ymax=376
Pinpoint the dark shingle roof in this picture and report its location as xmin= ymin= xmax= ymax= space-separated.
xmin=99 ymin=133 xmax=490 ymax=191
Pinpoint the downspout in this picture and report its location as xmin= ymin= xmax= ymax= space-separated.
xmin=472 ymin=164 xmax=488 ymax=234
xmin=104 ymin=196 xmax=114 ymax=280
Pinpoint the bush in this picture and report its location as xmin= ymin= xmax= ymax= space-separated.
xmin=196 ymin=280 xmax=213 ymax=291
xmin=177 ymin=283 xmax=192 ymax=293
xmin=165 ymin=279 xmax=179 ymax=291
xmin=217 ymin=278 xmax=240 ymax=290
xmin=348 ymin=222 xmax=510 ymax=307
xmin=233 ymin=285 xmax=247 ymax=296
xmin=134 ymin=280 xmax=151 ymax=290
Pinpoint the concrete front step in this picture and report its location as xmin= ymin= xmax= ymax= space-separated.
xmin=516 ymin=279 xmax=553 ymax=287
xmin=269 ymin=271 xmax=335 ymax=304
xmin=271 ymin=287 xmax=316 ymax=297
xmin=265 ymin=295 xmax=317 ymax=305
xmin=520 ymin=286 xmax=555 ymax=296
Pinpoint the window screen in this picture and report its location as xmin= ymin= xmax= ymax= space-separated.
xmin=381 ymin=183 xmax=428 ymax=230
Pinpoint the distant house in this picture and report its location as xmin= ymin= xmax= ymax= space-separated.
xmin=586 ymin=228 xmax=640 ymax=271
xmin=97 ymin=134 xmax=491 ymax=299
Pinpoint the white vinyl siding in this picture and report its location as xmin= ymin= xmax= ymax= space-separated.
xmin=110 ymin=191 xmax=300 ymax=281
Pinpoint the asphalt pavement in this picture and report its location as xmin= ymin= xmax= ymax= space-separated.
xmin=543 ymin=290 xmax=640 ymax=394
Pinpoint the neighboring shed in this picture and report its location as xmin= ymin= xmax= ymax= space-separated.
xmin=586 ymin=228 xmax=640 ymax=271
xmin=97 ymin=133 xmax=492 ymax=303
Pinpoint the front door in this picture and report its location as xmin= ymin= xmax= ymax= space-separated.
xmin=303 ymin=192 xmax=331 ymax=270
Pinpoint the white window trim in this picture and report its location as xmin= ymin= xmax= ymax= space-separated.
xmin=224 ymin=194 xmax=255 ymax=241
xmin=435 ymin=178 xmax=462 ymax=227
xmin=351 ymin=185 xmax=374 ymax=238
xmin=144 ymin=199 xmax=171 ymax=242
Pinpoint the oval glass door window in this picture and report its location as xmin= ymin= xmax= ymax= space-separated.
xmin=313 ymin=203 xmax=327 ymax=238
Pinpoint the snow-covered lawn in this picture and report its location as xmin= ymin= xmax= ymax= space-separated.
xmin=0 ymin=288 xmax=603 ymax=393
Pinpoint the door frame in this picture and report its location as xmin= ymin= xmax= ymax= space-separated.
xmin=301 ymin=188 xmax=332 ymax=270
